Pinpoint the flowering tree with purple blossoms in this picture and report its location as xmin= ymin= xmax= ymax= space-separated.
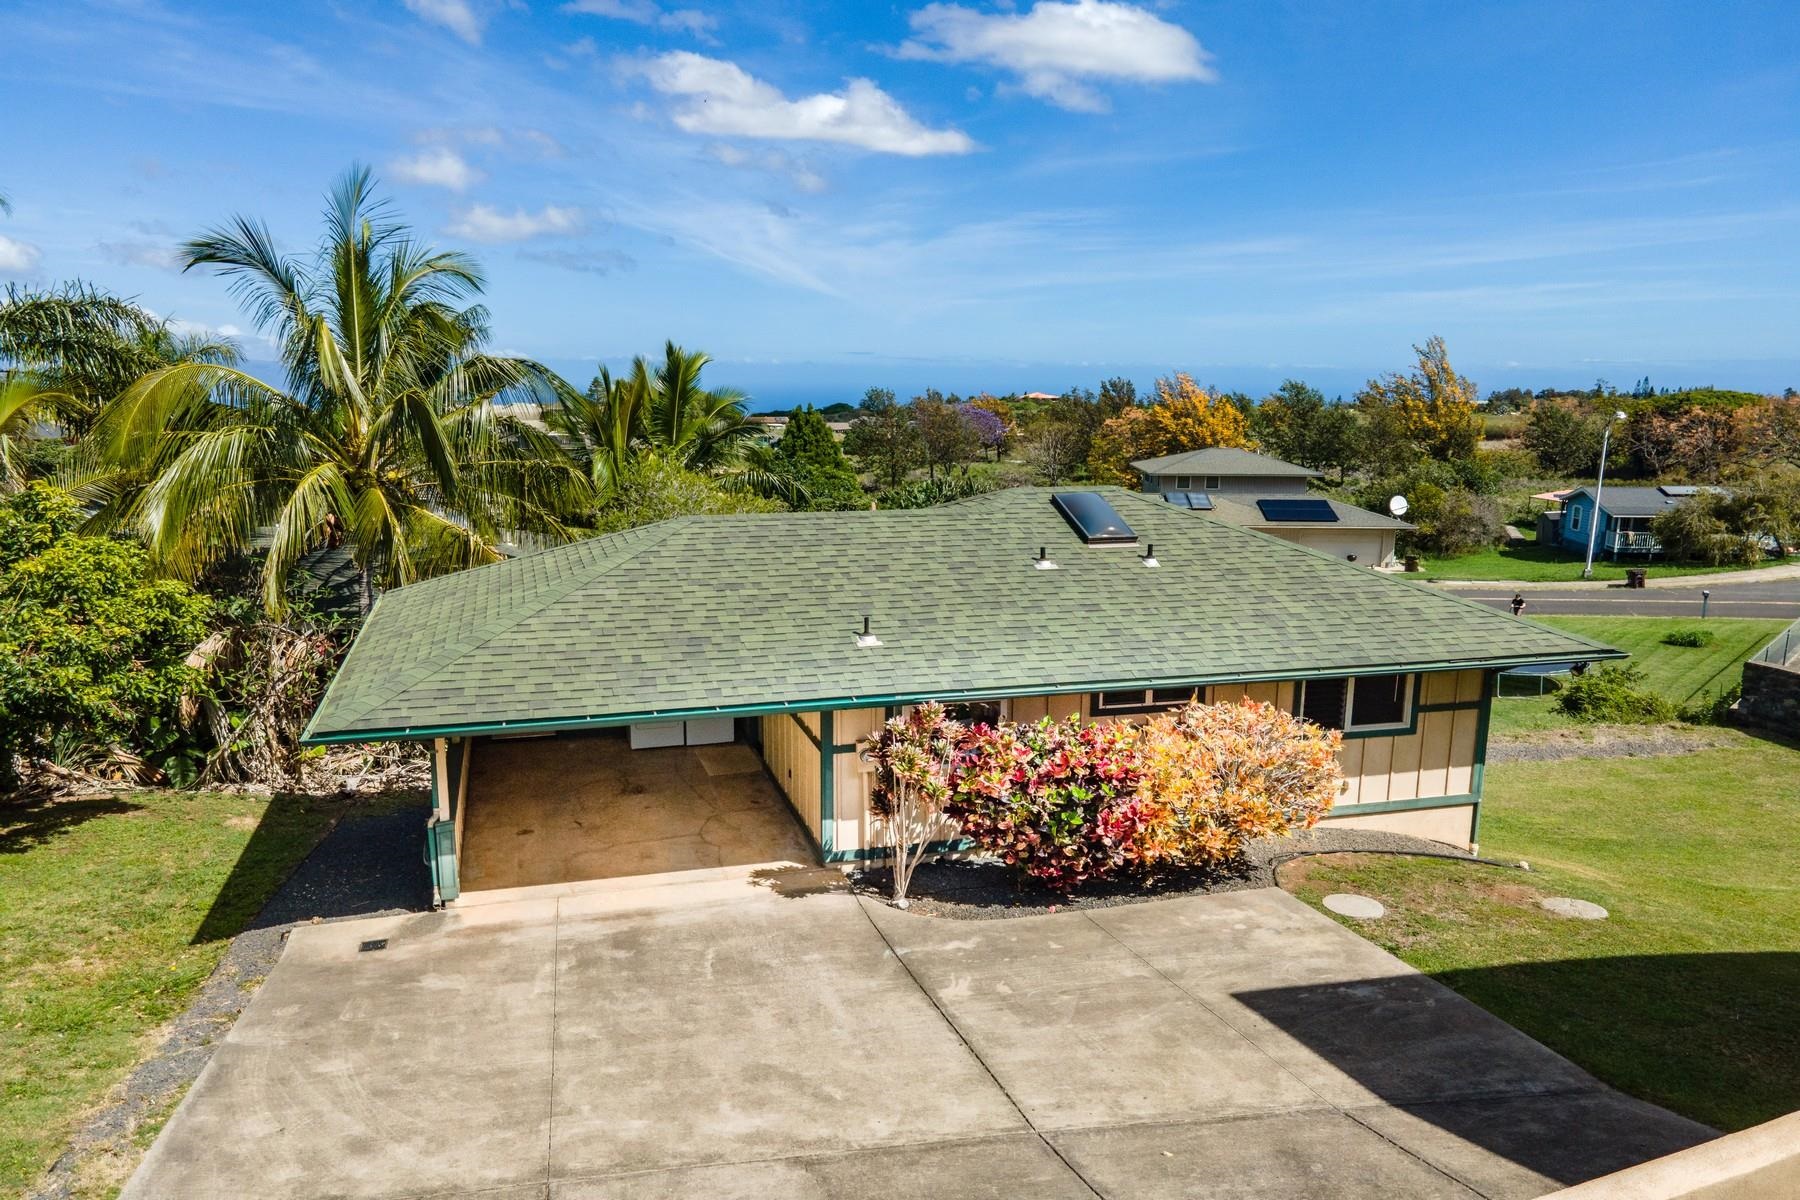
xmin=958 ymin=403 xmax=1006 ymax=460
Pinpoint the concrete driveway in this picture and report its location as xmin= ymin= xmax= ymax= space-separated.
xmin=123 ymin=883 xmax=1712 ymax=1200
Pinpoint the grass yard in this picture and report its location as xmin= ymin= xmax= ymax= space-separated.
xmin=1284 ymin=730 xmax=1800 ymax=1132
xmin=0 ymin=788 xmax=383 ymax=1198
xmin=1414 ymin=540 xmax=1763 ymax=582
xmin=1488 ymin=615 xmax=1788 ymax=736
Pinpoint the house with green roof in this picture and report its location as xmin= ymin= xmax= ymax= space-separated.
xmin=1133 ymin=447 xmax=1415 ymax=568
xmin=303 ymin=487 xmax=1618 ymax=904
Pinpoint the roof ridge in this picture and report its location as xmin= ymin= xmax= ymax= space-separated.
xmin=305 ymin=519 xmax=692 ymax=736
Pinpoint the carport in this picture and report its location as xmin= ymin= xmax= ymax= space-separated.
xmin=448 ymin=729 xmax=816 ymax=901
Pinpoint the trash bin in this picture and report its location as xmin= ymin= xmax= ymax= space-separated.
xmin=1404 ymin=555 xmax=1421 ymax=573
xmin=1625 ymin=568 xmax=1647 ymax=589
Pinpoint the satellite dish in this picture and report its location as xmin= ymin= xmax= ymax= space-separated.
xmin=1388 ymin=494 xmax=1410 ymax=517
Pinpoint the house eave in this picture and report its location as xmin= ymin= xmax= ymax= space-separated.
xmin=301 ymin=647 xmax=1626 ymax=746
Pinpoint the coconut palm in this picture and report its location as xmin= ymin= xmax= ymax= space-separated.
xmin=82 ymin=166 xmax=593 ymax=613
xmin=548 ymin=341 xmax=802 ymax=503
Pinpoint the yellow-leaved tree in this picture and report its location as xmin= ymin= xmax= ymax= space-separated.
xmin=1356 ymin=336 xmax=1482 ymax=469
xmin=1086 ymin=373 xmax=1252 ymax=483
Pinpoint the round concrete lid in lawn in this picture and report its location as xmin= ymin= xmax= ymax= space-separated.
xmin=1323 ymin=893 xmax=1386 ymax=920
xmin=1541 ymin=897 xmax=1608 ymax=920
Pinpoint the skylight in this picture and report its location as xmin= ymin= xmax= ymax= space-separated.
xmin=1051 ymin=492 xmax=1138 ymax=545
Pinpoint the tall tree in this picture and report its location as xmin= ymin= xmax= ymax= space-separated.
xmin=844 ymin=387 xmax=923 ymax=488
xmin=550 ymin=345 xmax=793 ymax=501
xmin=1355 ymin=336 xmax=1482 ymax=469
xmin=773 ymin=406 xmax=863 ymax=510
xmin=1087 ymin=373 xmax=1250 ymax=483
xmin=81 ymin=166 xmax=591 ymax=614
xmin=914 ymin=394 xmax=979 ymax=480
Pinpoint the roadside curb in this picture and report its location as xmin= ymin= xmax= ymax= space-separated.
xmin=1429 ymin=562 xmax=1800 ymax=592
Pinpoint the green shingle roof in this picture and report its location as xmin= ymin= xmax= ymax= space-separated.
xmin=303 ymin=487 xmax=1621 ymax=743
xmin=1132 ymin=447 xmax=1320 ymax=477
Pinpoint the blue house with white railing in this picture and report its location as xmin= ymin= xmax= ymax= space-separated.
xmin=1554 ymin=485 xmax=1719 ymax=559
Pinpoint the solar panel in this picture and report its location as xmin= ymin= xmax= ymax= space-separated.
xmin=1163 ymin=491 xmax=1214 ymax=511
xmin=1051 ymin=492 xmax=1138 ymax=544
xmin=1256 ymin=498 xmax=1339 ymax=523
xmin=1658 ymin=485 xmax=1699 ymax=497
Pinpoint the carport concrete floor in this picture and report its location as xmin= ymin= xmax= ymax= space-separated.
xmin=123 ymin=886 xmax=1713 ymax=1200
xmin=458 ymin=733 xmax=815 ymax=894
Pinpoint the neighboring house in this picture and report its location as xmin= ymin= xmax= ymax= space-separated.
xmin=303 ymin=487 xmax=1617 ymax=904
xmin=1549 ymin=485 xmax=1721 ymax=558
xmin=1133 ymin=447 xmax=1414 ymax=567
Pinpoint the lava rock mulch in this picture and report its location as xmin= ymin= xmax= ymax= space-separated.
xmin=848 ymin=826 xmax=1478 ymax=920
xmin=30 ymin=801 xmax=433 ymax=1200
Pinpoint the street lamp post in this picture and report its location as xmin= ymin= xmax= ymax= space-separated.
xmin=1581 ymin=410 xmax=1629 ymax=580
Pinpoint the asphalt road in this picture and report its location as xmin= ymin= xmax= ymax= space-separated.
xmin=1456 ymin=579 xmax=1800 ymax=618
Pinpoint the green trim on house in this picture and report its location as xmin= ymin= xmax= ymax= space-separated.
xmin=819 ymin=710 xmax=836 ymax=858
xmin=1325 ymin=793 xmax=1478 ymax=818
xmin=824 ymin=837 xmax=975 ymax=864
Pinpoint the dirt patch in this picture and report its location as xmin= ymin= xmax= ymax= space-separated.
xmin=1490 ymin=723 xmax=1730 ymax=765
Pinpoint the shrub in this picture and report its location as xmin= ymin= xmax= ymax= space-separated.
xmin=946 ymin=717 xmax=1153 ymax=893
xmin=0 ymin=485 xmax=213 ymax=790
xmin=1555 ymin=664 xmax=1676 ymax=724
xmin=864 ymin=703 xmax=966 ymax=905
xmin=1662 ymin=629 xmax=1715 ymax=648
xmin=876 ymin=468 xmax=998 ymax=509
xmin=1133 ymin=700 xmax=1342 ymax=867
xmin=1679 ymin=683 xmax=1741 ymax=727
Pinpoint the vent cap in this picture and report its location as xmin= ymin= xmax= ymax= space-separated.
xmin=1051 ymin=492 xmax=1138 ymax=545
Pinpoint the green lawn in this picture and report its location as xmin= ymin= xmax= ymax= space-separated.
xmin=1284 ymin=730 xmax=1800 ymax=1131
xmin=1414 ymin=540 xmax=1764 ymax=582
xmin=0 ymin=788 xmax=378 ymax=1198
xmin=1489 ymin=615 xmax=1788 ymax=736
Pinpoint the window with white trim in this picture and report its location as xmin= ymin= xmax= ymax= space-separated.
xmin=1296 ymin=674 xmax=1414 ymax=732
xmin=1569 ymin=506 xmax=1582 ymax=531
xmin=1205 ymin=475 xmax=1221 ymax=489
xmin=1175 ymin=475 xmax=1192 ymax=489
xmin=1091 ymin=686 xmax=1206 ymax=715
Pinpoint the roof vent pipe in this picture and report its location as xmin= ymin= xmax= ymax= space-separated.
xmin=1141 ymin=543 xmax=1159 ymax=568
xmin=1035 ymin=546 xmax=1058 ymax=570
xmin=856 ymin=614 xmax=882 ymax=648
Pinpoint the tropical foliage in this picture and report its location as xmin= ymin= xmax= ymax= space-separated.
xmin=862 ymin=702 xmax=964 ymax=904
xmin=550 ymin=341 xmax=796 ymax=503
xmin=1555 ymin=663 xmax=1677 ymax=724
xmin=866 ymin=699 xmax=1343 ymax=895
xmin=0 ymin=484 xmax=213 ymax=789
xmin=79 ymin=167 xmax=592 ymax=613
xmin=589 ymin=455 xmax=781 ymax=535
xmin=772 ymin=405 xmax=862 ymax=510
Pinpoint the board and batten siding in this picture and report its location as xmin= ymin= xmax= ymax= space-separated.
xmin=757 ymin=667 xmax=1490 ymax=862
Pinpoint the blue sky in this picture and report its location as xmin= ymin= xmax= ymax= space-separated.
xmin=3 ymin=0 xmax=1798 ymax=406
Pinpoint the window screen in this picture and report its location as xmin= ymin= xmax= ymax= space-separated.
xmin=1299 ymin=678 xmax=1347 ymax=729
xmin=1350 ymin=674 xmax=1409 ymax=728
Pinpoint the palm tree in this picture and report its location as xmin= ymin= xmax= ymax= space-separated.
xmin=547 ymin=341 xmax=802 ymax=503
xmin=82 ymin=166 xmax=593 ymax=613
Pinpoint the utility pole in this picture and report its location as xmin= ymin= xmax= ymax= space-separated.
xmin=1581 ymin=410 xmax=1628 ymax=580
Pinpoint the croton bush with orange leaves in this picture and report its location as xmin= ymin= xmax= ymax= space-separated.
xmin=873 ymin=698 xmax=1344 ymax=894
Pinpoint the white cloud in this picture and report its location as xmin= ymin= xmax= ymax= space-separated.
xmin=96 ymin=238 xmax=184 ymax=271
xmin=706 ymin=143 xmax=828 ymax=193
xmin=390 ymin=146 xmax=486 ymax=191
xmin=403 ymin=0 xmax=486 ymax=44
xmin=638 ymin=52 xmax=974 ymax=156
xmin=898 ymin=0 xmax=1215 ymax=112
xmin=0 ymin=234 xmax=42 ymax=273
xmin=563 ymin=0 xmax=717 ymax=39
xmin=445 ymin=204 xmax=585 ymax=242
